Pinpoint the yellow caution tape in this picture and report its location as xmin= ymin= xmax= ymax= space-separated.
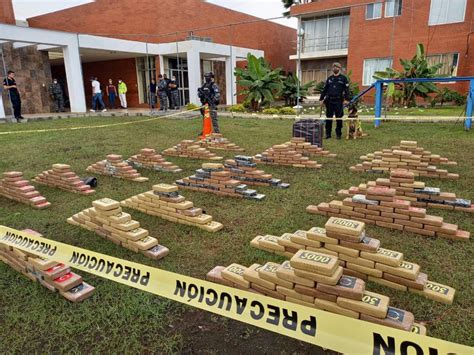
xmin=0 ymin=225 xmax=471 ymax=354
xmin=0 ymin=106 xmax=203 ymax=135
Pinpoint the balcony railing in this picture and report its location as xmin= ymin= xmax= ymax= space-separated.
xmin=302 ymin=35 xmax=349 ymax=53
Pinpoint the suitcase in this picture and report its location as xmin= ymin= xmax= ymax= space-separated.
xmin=292 ymin=119 xmax=324 ymax=147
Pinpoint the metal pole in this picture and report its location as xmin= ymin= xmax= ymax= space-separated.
xmin=374 ymin=81 xmax=383 ymax=128
xmin=295 ymin=17 xmax=303 ymax=117
xmin=465 ymin=79 xmax=473 ymax=130
xmin=229 ymin=24 xmax=234 ymax=119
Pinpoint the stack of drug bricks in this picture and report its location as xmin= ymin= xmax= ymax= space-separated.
xmin=207 ymin=254 xmax=425 ymax=333
xmin=86 ymin=154 xmax=149 ymax=182
xmin=127 ymin=148 xmax=182 ymax=173
xmin=121 ymin=184 xmax=223 ymax=232
xmin=285 ymin=137 xmax=336 ymax=158
xmin=339 ymin=169 xmax=473 ymax=213
xmin=162 ymin=140 xmax=223 ymax=160
xmin=0 ymin=229 xmax=95 ymax=302
xmin=0 ymin=171 xmax=51 ymax=209
xmin=254 ymin=143 xmax=322 ymax=169
xmin=350 ymin=140 xmax=459 ymax=180
xmin=249 ymin=217 xmax=455 ymax=305
xmin=223 ymin=156 xmax=290 ymax=188
xmin=176 ymin=163 xmax=265 ymax=200
xmin=67 ymin=198 xmax=169 ymax=260
xmin=306 ymin=185 xmax=470 ymax=241
xmin=198 ymin=133 xmax=245 ymax=152
xmin=34 ymin=164 xmax=95 ymax=195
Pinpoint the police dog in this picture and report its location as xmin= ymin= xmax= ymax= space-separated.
xmin=346 ymin=104 xmax=364 ymax=140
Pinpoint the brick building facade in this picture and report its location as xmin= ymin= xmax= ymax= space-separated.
xmin=291 ymin=0 xmax=474 ymax=97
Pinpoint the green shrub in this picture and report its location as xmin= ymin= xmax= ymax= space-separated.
xmin=262 ymin=108 xmax=280 ymax=115
xmin=185 ymin=103 xmax=200 ymax=111
xmin=229 ymin=104 xmax=247 ymax=112
xmin=279 ymin=107 xmax=296 ymax=115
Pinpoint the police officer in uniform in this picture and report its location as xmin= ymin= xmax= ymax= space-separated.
xmin=198 ymin=72 xmax=221 ymax=133
xmin=320 ymin=62 xmax=350 ymax=140
xmin=2 ymin=70 xmax=23 ymax=122
xmin=169 ymin=75 xmax=180 ymax=109
xmin=49 ymin=78 xmax=65 ymax=112
xmin=157 ymin=74 xmax=168 ymax=111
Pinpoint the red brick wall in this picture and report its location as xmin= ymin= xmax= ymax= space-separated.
xmin=293 ymin=0 xmax=474 ymax=98
xmin=0 ymin=0 xmax=15 ymax=24
xmin=27 ymin=0 xmax=296 ymax=73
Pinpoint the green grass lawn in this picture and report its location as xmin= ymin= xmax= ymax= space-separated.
xmin=0 ymin=116 xmax=472 ymax=352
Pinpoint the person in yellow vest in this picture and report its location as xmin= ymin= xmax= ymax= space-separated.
xmin=118 ymin=79 xmax=128 ymax=108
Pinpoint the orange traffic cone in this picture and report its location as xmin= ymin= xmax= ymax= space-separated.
xmin=200 ymin=104 xmax=213 ymax=139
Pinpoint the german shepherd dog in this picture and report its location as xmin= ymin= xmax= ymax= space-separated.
xmin=346 ymin=104 xmax=365 ymax=140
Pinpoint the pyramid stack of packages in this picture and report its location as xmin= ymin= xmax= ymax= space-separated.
xmin=254 ymin=143 xmax=322 ymax=169
xmin=0 ymin=229 xmax=95 ymax=302
xmin=86 ymin=154 xmax=149 ymax=182
xmin=207 ymin=252 xmax=425 ymax=332
xmin=176 ymin=163 xmax=265 ymax=200
xmin=68 ymin=198 xmax=169 ymax=260
xmin=121 ymin=184 xmax=223 ymax=232
xmin=286 ymin=137 xmax=336 ymax=157
xmin=307 ymin=186 xmax=470 ymax=241
xmin=0 ymin=171 xmax=51 ymax=209
xmin=162 ymin=140 xmax=223 ymax=160
xmin=198 ymin=134 xmax=245 ymax=152
xmin=339 ymin=169 xmax=473 ymax=213
xmin=127 ymin=148 xmax=182 ymax=173
xmin=34 ymin=164 xmax=95 ymax=195
xmin=250 ymin=217 xmax=455 ymax=305
xmin=224 ymin=156 xmax=290 ymax=188
xmin=350 ymin=140 xmax=458 ymax=179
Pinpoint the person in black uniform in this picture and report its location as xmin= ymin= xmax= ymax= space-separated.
xmin=163 ymin=74 xmax=172 ymax=109
xmin=198 ymin=72 xmax=221 ymax=133
xmin=3 ymin=70 xmax=24 ymax=122
xmin=320 ymin=62 xmax=350 ymax=139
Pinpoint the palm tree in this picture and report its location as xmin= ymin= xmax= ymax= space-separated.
xmin=234 ymin=53 xmax=283 ymax=111
xmin=374 ymin=44 xmax=443 ymax=107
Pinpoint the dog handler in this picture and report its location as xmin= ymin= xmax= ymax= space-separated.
xmin=320 ymin=62 xmax=350 ymax=140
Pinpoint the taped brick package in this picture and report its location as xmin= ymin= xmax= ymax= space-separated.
xmin=34 ymin=164 xmax=95 ymax=195
xmin=162 ymin=140 xmax=223 ymax=160
xmin=307 ymin=186 xmax=470 ymax=241
xmin=350 ymin=140 xmax=458 ymax=179
xmin=0 ymin=229 xmax=95 ymax=302
xmin=197 ymin=133 xmax=245 ymax=152
xmin=86 ymin=154 xmax=149 ymax=182
xmin=121 ymin=183 xmax=223 ymax=232
xmin=0 ymin=171 xmax=51 ymax=209
xmin=283 ymin=137 xmax=336 ymax=158
xmin=206 ymin=250 xmax=425 ymax=333
xmin=176 ymin=163 xmax=265 ymax=200
xmin=224 ymin=156 xmax=290 ymax=188
xmin=68 ymin=198 xmax=169 ymax=260
xmin=250 ymin=217 xmax=455 ymax=305
xmin=254 ymin=143 xmax=322 ymax=169
xmin=338 ymin=169 xmax=473 ymax=213
xmin=127 ymin=148 xmax=182 ymax=173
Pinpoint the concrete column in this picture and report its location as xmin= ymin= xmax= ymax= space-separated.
xmin=225 ymin=54 xmax=237 ymax=106
xmin=63 ymin=38 xmax=86 ymax=113
xmin=187 ymin=48 xmax=201 ymax=105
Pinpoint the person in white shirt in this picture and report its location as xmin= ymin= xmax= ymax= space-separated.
xmin=90 ymin=76 xmax=107 ymax=112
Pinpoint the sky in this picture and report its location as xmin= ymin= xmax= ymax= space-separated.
xmin=12 ymin=0 xmax=297 ymax=28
